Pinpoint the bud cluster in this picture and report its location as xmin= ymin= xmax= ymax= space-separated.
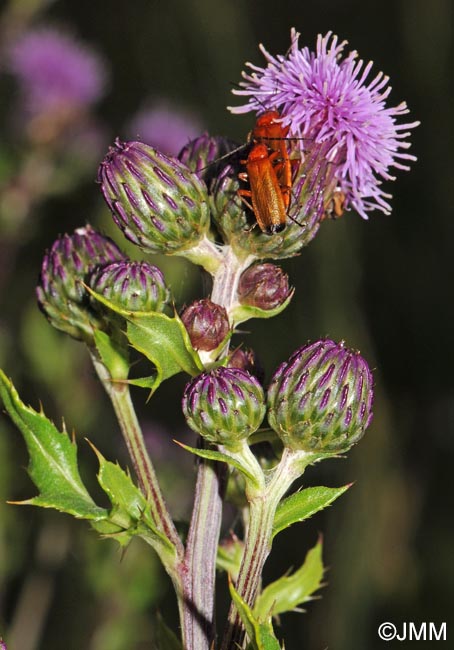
xmin=36 ymin=225 xmax=125 ymax=343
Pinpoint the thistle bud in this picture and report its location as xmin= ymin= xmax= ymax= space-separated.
xmin=180 ymin=299 xmax=229 ymax=352
xmin=36 ymin=225 xmax=124 ymax=343
xmin=267 ymin=339 xmax=373 ymax=453
xmin=182 ymin=367 xmax=266 ymax=447
xmin=228 ymin=347 xmax=265 ymax=384
xmin=238 ymin=263 xmax=291 ymax=311
xmin=178 ymin=133 xmax=239 ymax=188
xmin=98 ymin=139 xmax=210 ymax=254
xmin=89 ymin=260 xmax=170 ymax=313
xmin=211 ymin=158 xmax=321 ymax=260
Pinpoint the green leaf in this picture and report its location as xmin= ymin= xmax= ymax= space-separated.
xmin=229 ymin=579 xmax=282 ymax=650
xmin=231 ymin=289 xmax=294 ymax=326
xmin=91 ymin=443 xmax=174 ymax=550
xmin=93 ymin=329 xmax=129 ymax=380
xmin=0 ymin=370 xmax=106 ymax=520
xmin=88 ymin=288 xmax=203 ymax=393
xmin=254 ymin=539 xmax=324 ymax=620
xmin=272 ymin=484 xmax=351 ymax=538
xmin=175 ymin=441 xmax=259 ymax=487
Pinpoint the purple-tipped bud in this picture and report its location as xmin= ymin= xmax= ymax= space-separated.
xmin=228 ymin=347 xmax=265 ymax=384
xmin=36 ymin=225 xmax=125 ymax=343
xmin=98 ymin=139 xmax=210 ymax=254
xmin=238 ymin=263 xmax=291 ymax=311
xmin=211 ymin=159 xmax=320 ymax=260
xmin=180 ymin=299 xmax=229 ymax=351
xmin=267 ymin=339 xmax=373 ymax=453
xmin=182 ymin=367 xmax=266 ymax=447
xmin=89 ymin=260 xmax=170 ymax=313
xmin=178 ymin=133 xmax=240 ymax=188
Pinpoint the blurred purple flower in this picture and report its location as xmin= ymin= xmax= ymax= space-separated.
xmin=7 ymin=27 xmax=107 ymax=115
xmin=230 ymin=29 xmax=419 ymax=219
xmin=127 ymin=100 xmax=204 ymax=156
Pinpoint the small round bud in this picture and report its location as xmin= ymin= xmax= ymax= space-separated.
xmin=36 ymin=225 xmax=124 ymax=342
xmin=267 ymin=339 xmax=373 ymax=453
xmin=89 ymin=260 xmax=170 ymax=313
xmin=182 ymin=367 xmax=266 ymax=447
xmin=228 ymin=347 xmax=265 ymax=384
xmin=238 ymin=263 xmax=291 ymax=311
xmin=98 ymin=139 xmax=210 ymax=254
xmin=180 ymin=299 xmax=229 ymax=352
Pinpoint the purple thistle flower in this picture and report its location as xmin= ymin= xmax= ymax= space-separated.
xmin=230 ymin=29 xmax=419 ymax=219
xmin=7 ymin=27 xmax=107 ymax=115
xmin=127 ymin=100 xmax=204 ymax=156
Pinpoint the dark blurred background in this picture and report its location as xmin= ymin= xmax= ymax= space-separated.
xmin=0 ymin=0 xmax=452 ymax=649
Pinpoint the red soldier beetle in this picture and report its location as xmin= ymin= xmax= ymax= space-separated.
xmin=237 ymin=143 xmax=288 ymax=235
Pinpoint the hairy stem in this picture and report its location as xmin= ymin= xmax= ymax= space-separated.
xmin=181 ymin=246 xmax=252 ymax=649
xmin=182 ymin=449 xmax=226 ymax=650
xmin=221 ymin=450 xmax=301 ymax=650
xmin=91 ymin=354 xmax=183 ymax=555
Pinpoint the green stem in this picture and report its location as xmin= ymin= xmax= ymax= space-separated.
xmin=180 ymin=246 xmax=253 ymax=649
xmin=221 ymin=450 xmax=302 ymax=650
xmin=91 ymin=354 xmax=183 ymax=556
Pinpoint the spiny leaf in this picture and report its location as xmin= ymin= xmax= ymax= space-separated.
xmin=254 ymin=538 xmax=324 ymax=620
xmin=88 ymin=288 xmax=203 ymax=393
xmin=272 ymin=484 xmax=351 ymax=538
xmin=93 ymin=329 xmax=129 ymax=380
xmin=0 ymin=370 xmax=106 ymax=520
xmin=90 ymin=443 xmax=174 ymax=550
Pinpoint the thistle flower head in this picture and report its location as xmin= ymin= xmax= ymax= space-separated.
xmin=267 ymin=339 xmax=373 ymax=453
xmin=7 ymin=27 xmax=107 ymax=116
xmin=231 ymin=29 xmax=419 ymax=219
xmin=182 ymin=367 xmax=266 ymax=448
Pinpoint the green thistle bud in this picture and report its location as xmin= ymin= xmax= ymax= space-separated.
xmin=267 ymin=339 xmax=374 ymax=453
xmin=211 ymin=158 xmax=320 ymax=260
xmin=182 ymin=367 xmax=266 ymax=448
xmin=89 ymin=260 xmax=170 ymax=313
xmin=98 ymin=139 xmax=210 ymax=254
xmin=180 ymin=299 xmax=229 ymax=352
xmin=238 ymin=263 xmax=291 ymax=311
xmin=36 ymin=225 xmax=125 ymax=343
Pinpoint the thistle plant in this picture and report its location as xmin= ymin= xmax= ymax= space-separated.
xmin=0 ymin=29 xmax=418 ymax=650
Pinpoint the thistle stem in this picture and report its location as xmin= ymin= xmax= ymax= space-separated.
xmin=181 ymin=450 xmax=226 ymax=650
xmin=221 ymin=450 xmax=301 ymax=650
xmin=181 ymin=246 xmax=252 ymax=649
xmin=91 ymin=354 xmax=183 ymax=555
